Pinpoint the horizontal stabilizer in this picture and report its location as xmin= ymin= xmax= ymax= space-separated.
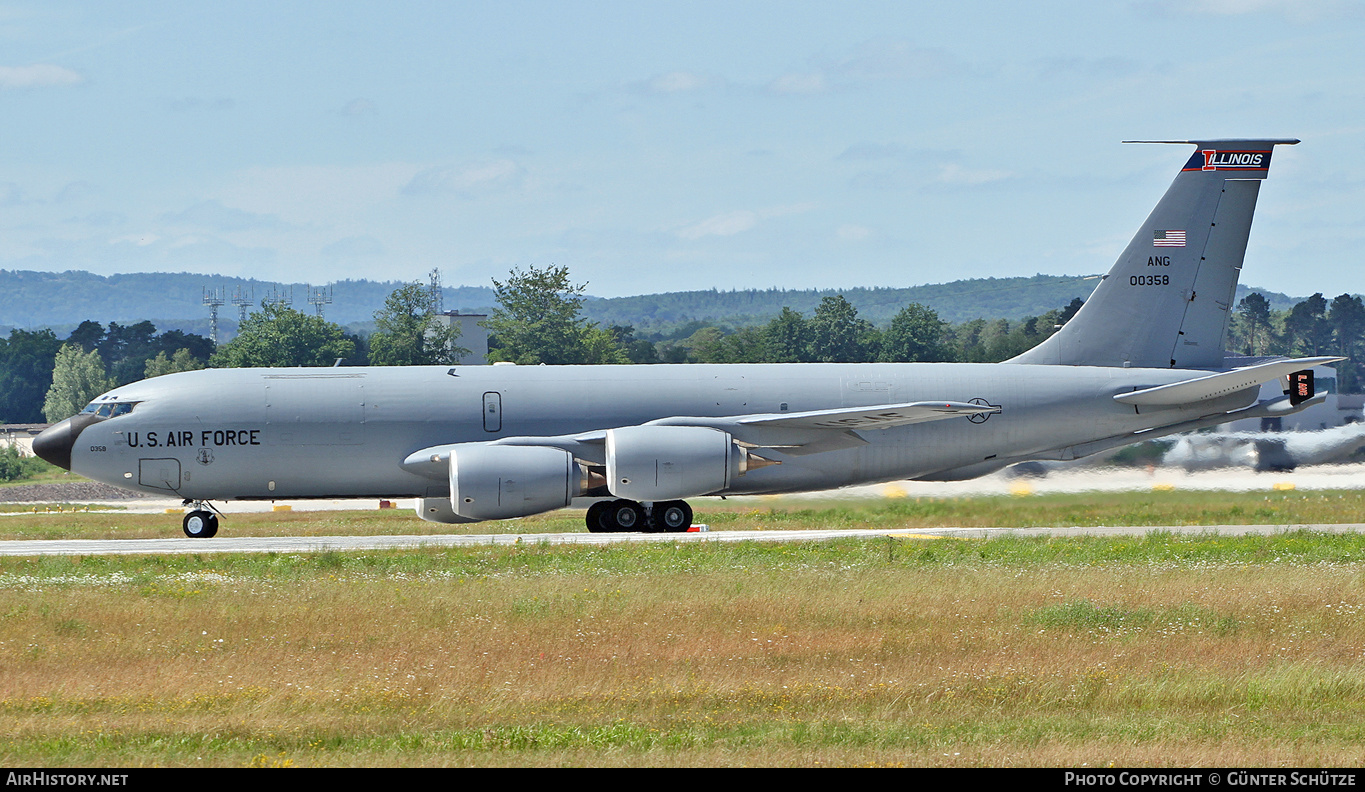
xmin=1114 ymin=357 xmax=1342 ymax=407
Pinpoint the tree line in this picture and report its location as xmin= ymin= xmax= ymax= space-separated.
xmin=3 ymin=265 xmax=1363 ymax=426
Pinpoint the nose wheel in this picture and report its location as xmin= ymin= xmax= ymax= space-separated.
xmin=182 ymin=504 xmax=219 ymax=538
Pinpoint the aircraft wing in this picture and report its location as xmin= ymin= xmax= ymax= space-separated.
xmin=1114 ymin=356 xmax=1343 ymax=407
xmin=645 ymin=400 xmax=1000 ymax=455
xmin=401 ymin=400 xmax=1000 ymax=477
xmin=730 ymin=400 xmax=1000 ymax=430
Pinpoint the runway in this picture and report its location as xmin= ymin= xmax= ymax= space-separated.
xmin=3 ymin=523 xmax=1362 ymax=557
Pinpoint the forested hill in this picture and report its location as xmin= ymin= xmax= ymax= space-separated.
xmin=0 ymin=269 xmax=1300 ymax=334
xmin=581 ymin=275 xmax=1117 ymax=330
xmin=0 ymin=270 xmax=497 ymax=330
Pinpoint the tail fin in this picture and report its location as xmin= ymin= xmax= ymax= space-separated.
xmin=1011 ymin=138 xmax=1298 ymax=369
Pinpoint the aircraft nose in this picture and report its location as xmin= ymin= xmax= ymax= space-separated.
xmin=32 ymin=415 xmax=98 ymax=471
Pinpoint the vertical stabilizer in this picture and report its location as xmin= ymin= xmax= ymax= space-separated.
xmin=1011 ymin=139 xmax=1298 ymax=369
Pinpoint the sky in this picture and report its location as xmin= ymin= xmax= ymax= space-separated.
xmin=2 ymin=1 xmax=1363 ymax=300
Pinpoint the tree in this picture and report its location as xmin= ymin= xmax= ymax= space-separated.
xmin=1235 ymin=293 xmax=1273 ymax=355
xmin=880 ymin=303 xmax=948 ymax=362
xmin=485 ymin=264 xmax=626 ymax=365
xmin=43 ymin=344 xmax=115 ymax=423
xmin=368 ymin=282 xmax=469 ymax=366
xmin=0 ymin=329 xmax=63 ymax=423
xmin=1283 ymin=293 xmax=1332 ymax=356
xmin=609 ymin=325 xmax=660 ymax=364
xmin=144 ymin=348 xmax=206 ymax=378
xmin=808 ymin=295 xmax=878 ymax=363
xmin=1329 ymin=294 xmax=1365 ymax=392
xmin=209 ymin=303 xmax=355 ymax=368
xmin=764 ymin=308 xmax=812 ymax=363
xmin=63 ymin=321 xmax=212 ymax=385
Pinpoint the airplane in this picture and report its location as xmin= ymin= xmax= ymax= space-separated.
xmin=33 ymin=138 xmax=1337 ymax=539
xmin=1162 ymin=422 xmax=1365 ymax=472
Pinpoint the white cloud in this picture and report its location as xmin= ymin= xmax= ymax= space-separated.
xmin=676 ymin=203 xmax=816 ymax=240
xmin=936 ymin=163 xmax=1011 ymax=185
xmin=341 ymin=97 xmax=377 ymax=117
xmin=402 ymin=160 xmax=525 ymax=197
xmin=820 ymin=39 xmax=966 ymax=83
xmin=1139 ymin=0 xmax=1358 ymax=22
xmin=321 ymin=235 xmax=384 ymax=259
xmin=677 ymin=210 xmax=758 ymax=240
xmin=837 ymin=224 xmax=871 ymax=241
xmin=631 ymin=70 xmax=716 ymax=94
xmin=109 ymin=233 xmax=160 ymax=247
xmin=767 ymin=72 xmax=826 ymax=95
xmin=0 ymin=64 xmax=82 ymax=89
xmin=160 ymin=200 xmax=288 ymax=232
xmin=221 ymin=163 xmax=421 ymax=223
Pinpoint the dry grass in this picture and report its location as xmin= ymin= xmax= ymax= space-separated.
xmin=2 ymin=533 xmax=1364 ymax=766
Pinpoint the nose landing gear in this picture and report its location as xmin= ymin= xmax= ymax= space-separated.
xmin=182 ymin=501 xmax=220 ymax=538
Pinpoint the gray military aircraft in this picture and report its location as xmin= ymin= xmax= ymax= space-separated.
xmin=34 ymin=138 xmax=1336 ymax=538
xmin=1163 ymin=422 xmax=1365 ymax=472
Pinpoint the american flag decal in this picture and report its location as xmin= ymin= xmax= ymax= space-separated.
xmin=1154 ymin=229 xmax=1186 ymax=247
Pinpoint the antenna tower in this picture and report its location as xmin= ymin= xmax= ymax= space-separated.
xmin=428 ymin=268 xmax=444 ymax=314
xmin=231 ymin=285 xmax=254 ymax=325
xmin=260 ymin=284 xmax=294 ymax=309
xmin=202 ymin=287 xmax=226 ymax=346
xmin=307 ymin=285 xmax=334 ymax=318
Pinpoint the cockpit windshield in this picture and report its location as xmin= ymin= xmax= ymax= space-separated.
xmin=80 ymin=399 xmax=138 ymax=418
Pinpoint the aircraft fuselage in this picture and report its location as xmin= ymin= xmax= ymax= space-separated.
xmin=61 ymin=362 xmax=1252 ymax=501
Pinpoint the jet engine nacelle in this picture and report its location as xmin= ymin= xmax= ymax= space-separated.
xmin=415 ymin=497 xmax=480 ymax=524
xmin=449 ymin=444 xmax=584 ymax=521
xmin=605 ymin=425 xmax=737 ymax=501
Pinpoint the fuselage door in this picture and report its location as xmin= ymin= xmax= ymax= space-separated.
xmin=483 ymin=391 xmax=502 ymax=433
xmin=138 ymin=457 xmax=181 ymax=491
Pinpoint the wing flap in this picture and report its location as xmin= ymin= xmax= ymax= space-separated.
xmin=735 ymin=400 xmax=1000 ymax=430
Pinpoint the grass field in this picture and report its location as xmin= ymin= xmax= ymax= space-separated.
xmin=2 ymin=492 xmax=1365 ymax=767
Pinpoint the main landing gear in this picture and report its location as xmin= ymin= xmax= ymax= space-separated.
xmin=586 ymin=499 xmax=693 ymax=533
xmin=182 ymin=501 xmax=220 ymax=538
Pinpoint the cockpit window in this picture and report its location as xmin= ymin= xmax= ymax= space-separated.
xmin=80 ymin=400 xmax=138 ymax=418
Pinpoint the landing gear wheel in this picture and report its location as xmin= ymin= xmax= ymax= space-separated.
xmin=183 ymin=510 xmax=218 ymax=539
xmin=605 ymin=499 xmax=646 ymax=532
xmin=586 ymin=501 xmax=613 ymax=533
xmin=653 ymin=500 xmax=693 ymax=533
